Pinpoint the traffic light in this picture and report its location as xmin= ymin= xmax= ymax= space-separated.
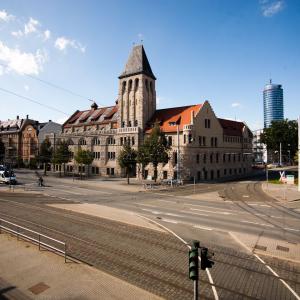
xmin=200 ymin=247 xmax=214 ymax=270
xmin=189 ymin=248 xmax=198 ymax=280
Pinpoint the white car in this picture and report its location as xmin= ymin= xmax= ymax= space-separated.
xmin=0 ymin=170 xmax=17 ymax=184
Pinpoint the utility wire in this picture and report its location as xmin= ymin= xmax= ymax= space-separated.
xmin=0 ymin=87 xmax=68 ymax=115
xmin=0 ymin=62 xmax=104 ymax=106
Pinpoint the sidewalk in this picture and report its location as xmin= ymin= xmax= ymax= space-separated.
xmin=47 ymin=203 xmax=165 ymax=233
xmin=0 ymin=233 xmax=163 ymax=300
xmin=262 ymin=182 xmax=300 ymax=202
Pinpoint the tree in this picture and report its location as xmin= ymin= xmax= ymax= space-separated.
xmin=0 ymin=139 xmax=5 ymax=163
xmin=139 ymin=123 xmax=170 ymax=182
xmin=52 ymin=141 xmax=71 ymax=177
xmin=74 ymin=148 xmax=94 ymax=179
xmin=261 ymin=119 xmax=298 ymax=164
xmin=137 ymin=143 xmax=150 ymax=180
xmin=118 ymin=144 xmax=137 ymax=184
xmin=38 ymin=139 xmax=53 ymax=175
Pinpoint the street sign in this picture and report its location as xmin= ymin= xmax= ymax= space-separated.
xmin=286 ymin=175 xmax=294 ymax=185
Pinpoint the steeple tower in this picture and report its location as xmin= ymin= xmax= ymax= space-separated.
xmin=118 ymin=45 xmax=156 ymax=130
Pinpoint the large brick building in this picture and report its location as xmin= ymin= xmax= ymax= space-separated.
xmin=60 ymin=45 xmax=253 ymax=180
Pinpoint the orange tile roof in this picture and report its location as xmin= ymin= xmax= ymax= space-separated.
xmin=218 ymin=118 xmax=245 ymax=136
xmin=146 ymin=104 xmax=202 ymax=133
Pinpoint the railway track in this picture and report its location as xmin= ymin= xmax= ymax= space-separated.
xmin=1 ymin=194 xmax=299 ymax=299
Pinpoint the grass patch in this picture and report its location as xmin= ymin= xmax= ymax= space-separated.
xmin=268 ymin=179 xmax=282 ymax=184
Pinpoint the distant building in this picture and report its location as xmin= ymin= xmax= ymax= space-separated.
xmin=252 ymin=129 xmax=267 ymax=163
xmin=0 ymin=115 xmax=36 ymax=165
xmin=263 ymin=80 xmax=284 ymax=128
xmin=58 ymin=45 xmax=253 ymax=181
xmin=0 ymin=116 xmax=61 ymax=166
xmin=38 ymin=120 xmax=62 ymax=150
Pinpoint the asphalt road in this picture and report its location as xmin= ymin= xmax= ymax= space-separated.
xmin=1 ymin=170 xmax=300 ymax=299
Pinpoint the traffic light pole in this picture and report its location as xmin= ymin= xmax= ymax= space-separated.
xmin=194 ymin=277 xmax=198 ymax=300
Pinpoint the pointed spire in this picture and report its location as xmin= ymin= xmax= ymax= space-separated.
xmin=119 ymin=45 xmax=156 ymax=80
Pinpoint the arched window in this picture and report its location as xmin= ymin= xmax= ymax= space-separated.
xmin=128 ymin=80 xmax=132 ymax=91
xmin=122 ymin=81 xmax=126 ymax=94
xmin=92 ymin=137 xmax=100 ymax=145
xmin=79 ymin=138 xmax=86 ymax=146
xmin=134 ymin=78 xmax=139 ymax=91
xmin=145 ymin=79 xmax=149 ymax=91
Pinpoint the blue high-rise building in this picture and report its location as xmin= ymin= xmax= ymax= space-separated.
xmin=263 ymin=80 xmax=284 ymax=128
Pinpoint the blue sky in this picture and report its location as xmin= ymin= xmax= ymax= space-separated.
xmin=0 ymin=0 xmax=299 ymax=129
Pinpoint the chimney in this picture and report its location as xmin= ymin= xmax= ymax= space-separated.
xmin=16 ymin=115 xmax=19 ymax=120
xmin=26 ymin=114 xmax=29 ymax=119
xmin=191 ymin=110 xmax=194 ymax=125
xmin=49 ymin=120 xmax=52 ymax=122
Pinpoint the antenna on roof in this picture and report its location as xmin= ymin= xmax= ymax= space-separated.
xmin=269 ymin=78 xmax=272 ymax=84
xmin=88 ymin=99 xmax=94 ymax=103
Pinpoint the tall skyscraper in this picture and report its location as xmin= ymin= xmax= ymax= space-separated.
xmin=263 ymin=80 xmax=284 ymax=128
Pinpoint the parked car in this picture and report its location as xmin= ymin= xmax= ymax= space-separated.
xmin=0 ymin=170 xmax=17 ymax=184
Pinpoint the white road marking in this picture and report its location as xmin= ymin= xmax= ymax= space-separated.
xmin=284 ymin=227 xmax=300 ymax=232
xmin=254 ymin=213 xmax=266 ymax=217
xmin=157 ymin=199 xmax=176 ymax=204
xmin=165 ymin=212 xmax=182 ymax=217
xmin=180 ymin=210 xmax=209 ymax=217
xmin=138 ymin=215 xmax=219 ymax=300
xmin=242 ymin=220 xmax=274 ymax=227
xmin=161 ymin=218 xmax=179 ymax=224
xmin=193 ymin=225 xmax=213 ymax=231
xmin=190 ymin=208 xmax=233 ymax=215
xmin=260 ymin=204 xmax=271 ymax=207
xmin=141 ymin=208 xmax=162 ymax=215
xmin=243 ymin=195 xmax=250 ymax=198
xmin=229 ymin=232 xmax=300 ymax=300
xmin=187 ymin=203 xmax=242 ymax=214
xmin=135 ymin=203 xmax=158 ymax=208
xmin=140 ymin=209 xmax=183 ymax=218
xmin=248 ymin=203 xmax=259 ymax=206
xmin=270 ymin=215 xmax=283 ymax=219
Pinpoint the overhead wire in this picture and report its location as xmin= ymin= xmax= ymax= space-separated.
xmin=0 ymin=87 xmax=69 ymax=115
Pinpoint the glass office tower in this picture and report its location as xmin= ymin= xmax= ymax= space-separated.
xmin=263 ymin=80 xmax=284 ymax=128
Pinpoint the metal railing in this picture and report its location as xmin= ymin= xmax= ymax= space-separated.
xmin=0 ymin=218 xmax=67 ymax=262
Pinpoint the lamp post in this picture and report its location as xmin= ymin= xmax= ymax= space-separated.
xmin=298 ymin=116 xmax=300 ymax=192
xmin=177 ymin=124 xmax=180 ymax=181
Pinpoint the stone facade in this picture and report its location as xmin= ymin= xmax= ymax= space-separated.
xmin=59 ymin=45 xmax=253 ymax=180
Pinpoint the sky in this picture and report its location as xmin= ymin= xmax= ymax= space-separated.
xmin=0 ymin=0 xmax=299 ymax=129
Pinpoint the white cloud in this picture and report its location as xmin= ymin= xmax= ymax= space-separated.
xmin=55 ymin=36 xmax=85 ymax=53
xmin=0 ymin=10 xmax=14 ymax=22
xmin=24 ymin=17 xmax=40 ymax=35
xmin=11 ymin=17 xmax=40 ymax=38
xmin=260 ymin=1 xmax=284 ymax=17
xmin=231 ymin=102 xmax=241 ymax=108
xmin=0 ymin=65 xmax=3 ymax=75
xmin=11 ymin=30 xmax=23 ymax=38
xmin=43 ymin=29 xmax=51 ymax=41
xmin=24 ymin=84 xmax=29 ymax=91
xmin=0 ymin=40 xmax=47 ymax=75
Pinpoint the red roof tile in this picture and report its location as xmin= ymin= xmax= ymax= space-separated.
xmin=67 ymin=111 xmax=83 ymax=124
xmin=146 ymin=104 xmax=202 ymax=133
xmin=218 ymin=118 xmax=244 ymax=136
